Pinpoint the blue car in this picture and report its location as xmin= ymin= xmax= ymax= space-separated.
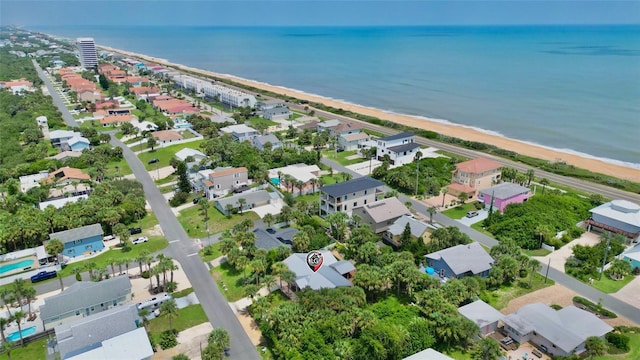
xmin=30 ymin=270 xmax=57 ymax=283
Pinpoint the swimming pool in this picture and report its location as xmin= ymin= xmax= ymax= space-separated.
xmin=0 ymin=259 xmax=35 ymax=275
xmin=7 ymin=326 xmax=37 ymax=342
xmin=270 ymin=178 xmax=280 ymax=186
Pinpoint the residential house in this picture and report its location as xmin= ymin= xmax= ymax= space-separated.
xmin=502 ymin=303 xmax=612 ymax=357
xmin=268 ymin=163 xmax=321 ymax=196
xmin=46 ymin=151 xmax=83 ymax=161
xmin=283 ymin=250 xmax=355 ymax=290
xmin=39 ymin=194 xmax=89 ymax=210
xmin=197 ymin=166 xmax=248 ymax=198
xmin=215 ymin=190 xmax=279 ymax=216
xmin=19 ymin=170 xmax=49 ymax=193
xmin=65 ymin=327 xmax=152 ymax=360
xmin=458 ymin=300 xmax=504 ymax=336
xmin=78 ymin=89 xmax=104 ymax=103
xmin=45 ymin=167 xmax=91 ymax=186
xmin=256 ymin=99 xmax=286 ymax=111
xmin=253 ymin=134 xmax=283 ymax=151
xmin=316 ymin=119 xmax=342 ymax=133
xmin=586 ymin=200 xmax=640 ymax=239
xmin=175 ymin=147 xmax=207 ymax=162
xmin=449 ymin=157 xmax=502 ymax=198
xmin=253 ymin=227 xmax=298 ymax=250
xmin=131 ymin=120 xmax=159 ymax=133
xmin=376 ymin=132 xmax=421 ymax=166
xmin=49 ymin=130 xmax=85 ymax=149
xmin=48 ymin=223 xmax=105 ymax=258
xmin=479 ymin=182 xmax=532 ymax=213
xmin=151 ymin=130 xmax=183 ymax=143
xmin=0 ymin=78 xmax=34 ymax=94
xmin=67 ymin=135 xmax=91 ymax=151
xmin=403 ymin=348 xmax=454 ymax=360
xmin=622 ymin=245 xmax=640 ymax=271
xmin=220 ymin=124 xmax=259 ymax=142
xmin=99 ymin=114 xmax=134 ymax=127
xmin=40 ymin=275 xmax=131 ymax=329
xmin=129 ymin=86 xmax=161 ymax=100
xmin=263 ymin=107 xmax=291 ymax=121
xmin=339 ymin=132 xmax=370 ymax=151
xmin=425 ymin=242 xmax=494 ymax=279
xmin=55 ymin=304 xmax=151 ymax=360
xmin=352 ymin=196 xmax=410 ymax=233
xmin=210 ymin=115 xmax=237 ymax=124
xmin=319 ymin=176 xmax=384 ymax=216
xmin=331 ymin=121 xmax=363 ymax=137
xmin=383 ymin=215 xmax=432 ymax=248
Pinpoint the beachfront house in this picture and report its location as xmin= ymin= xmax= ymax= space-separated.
xmin=351 ymin=196 xmax=410 ymax=233
xmin=425 ymin=242 xmax=494 ymax=279
xmin=586 ymin=200 xmax=640 ymax=239
xmin=40 ymin=275 xmax=132 ymax=329
xmin=458 ymin=300 xmax=504 ymax=337
xmin=49 ymin=130 xmax=87 ymax=150
xmin=316 ymin=119 xmax=342 ymax=133
xmin=48 ymin=223 xmax=105 ymax=258
xmin=256 ymin=99 xmax=287 ymax=111
xmin=220 ymin=124 xmax=259 ymax=142
xmin=283 ymin=250 xmax=355 ymax=290
xmin=449 ymin=157 xmax=502 ymax=199
xmin=478 ymin=182 xmax=532 ymax=213
xmin=501 ymin=303 xmax=612 ymax=357
xmin=151 ymin=130 xmax=184 ymax=144
xmin=376 ymin=132 xmax=421 ymax=166
xmin=319 ymin=176 xmax=384 ymax=216
xmin=263 ymin=107 xmax=291 ymax=121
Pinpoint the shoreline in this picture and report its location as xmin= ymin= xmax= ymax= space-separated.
xmin=97 ymin=44 xmax=640 ymax=183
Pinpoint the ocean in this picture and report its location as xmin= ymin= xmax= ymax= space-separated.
xmin=32 ymin=25 xmax=640 ymax=167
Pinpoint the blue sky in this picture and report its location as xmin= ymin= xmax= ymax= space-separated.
xmin=2 ymin=1 xmax=639 ymax=27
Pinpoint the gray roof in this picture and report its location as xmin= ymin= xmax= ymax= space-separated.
xmin=254 ymin=134 xmax=282 ymax=147
xmin=65 ymin=327 xmax=153 ymax=360
xmin=56 ymin=304 xmax=139 ymax=360
xmin=329 ymin=260 xmax=355 ymax=275
xmin=387 ymin=142 xmax=421 ymax=153
xmin=283 ymin=251 xmax=352 ymax=290
xmin=425 ymin=242 xmax=494 ymax=276
xmin=403 ymin=348 xmax=454 ymax=360
xmin=319 ymin=176 xmax=384 ymax=197
xmin=253 ymin=227 xmax=297 ymax=250
xmin=380 ymin=132 xmax=414 ymax=142
xmin=49 ymin=223 xmax=104 ymax=244
xmin=502 ymin=303 xmax=612 ymax=353
xmin=358 ymin=197 xmax=409 ymax=223
xmin=387 ymin=216 xmax=430 ymax=237
xmin=590 ymin=200 xmax=640 ymax=227
xmin=263 ymin=107 xmax=290 ymax=116
xmin=215 ymin=190 xmax=275 ymax=209
xmin=458 ymin=300 xmax=504 ymax=329
xmin=40 ymin=276 xmax=132 ymax=322
xmin=478 ymin=182 xmax=531 ymax=200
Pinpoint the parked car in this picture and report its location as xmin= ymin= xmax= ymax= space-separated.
xmin=31 ymin=270 xmax=57 ymax=283
xmin=465 ymin=211 xmax=479 ymax=218
xmin=193 ymin=197 xmax=200 ymax=204
xmin=233 ymin=185 xmax=250 ymax=194
xmin=103 ymin=234 xmax=115 ymax=241
xmin=132 ymin=236 xmax=149 ymax=245
xmin=148 ymin=158 xmax=159 ymax=164
xmin=129 ymin=227 xmax=142 ymax=235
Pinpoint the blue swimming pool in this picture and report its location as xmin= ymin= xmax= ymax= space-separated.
xmin=270 ymin=178 xmax=280 ymax=186
xmin=0 ymin=259 xmax=35 ymax=275
xmin=7 ymin=326 xmax=36 ymax=342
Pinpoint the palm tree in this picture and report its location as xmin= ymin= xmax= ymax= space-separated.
xmin=271 ymin=262 xmax=288 ymax=289
xmin=0 ymin=316 xmax=13 ymax=359
xmin=11 ymin=310 xmax=25 ymax=346
xmin=585 ymin=336 xmax=607 ymax=359
xmin=135 ymin=250 xmax=150 ymax=275
xmin=160 ymin=300 xmax=179 ymax=333
xmin=281 ymin=269 xmax=296 ymax=294
xmin=526 ymin=169 xmax=535 ymax=186
xmin=138 ymin=308 xmax=150 ymax=331
xmin=225 ymin=203 xmax=234 ymax=218
xmin=414 ymin=151 xmax=423 ymax=196
xmin=309 ymin=178 xmax=318 ymax=193
xmin=22 ymin=287 xmax=36 ymax=319
xmin=427 ymin=206 xmax=437 ymax=224
xmin=263 ymin=213 xmax=275 ymax=228
xmin=471 ymin=337 xmax=503 ymax=360
xmin=108 ymin=258 xmax=117 ymax=276
xmin=71 ymin=266 xmax=84 ymax=282
xmin=539 ymin=178 xmax=550 ymax=195
xmin=441 ymin=187 xmax=449 ymax=207
xmin=0 ymin=287 xmax=15 ymax=315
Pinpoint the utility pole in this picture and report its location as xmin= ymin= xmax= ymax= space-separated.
xmin=599 ymin=232 xmax=611 ymax=281
xmin=544 ymin=257 xmax=551 ymax=284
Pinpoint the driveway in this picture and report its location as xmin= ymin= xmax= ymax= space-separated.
xmin=612 ymin=274 xmax=640 ymax=309
xmin=456 ymin=209 xmax=488 ymax=226
xmin=533 ymin=231 xmax=601 ymax=273
xmin=345 ymin=159 xmax=381 ymax=176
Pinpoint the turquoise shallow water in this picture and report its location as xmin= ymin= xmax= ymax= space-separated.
xmin=33 ymin=25 xmax=640 ymax=166
xmin=0 ymin=259 xmax=34 ymax=274
xmin=7 ymin=326 xmax=36 ymax=341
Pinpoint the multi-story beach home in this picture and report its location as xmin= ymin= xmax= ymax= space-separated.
xmin=263 ymin=107 xmax=291 ymax=121
xmin=586 ymin=200 xmax=640 ymax=239
xmin=47 ymin=223 xmax=105 ymax=258
xmin=49 ymin=130 xmax=88 ymax=150
xmin=220 ymin=124 xmax=259 ymax=142
xmin=319 ymin=176 xmax=384 ymax=216
xmin=351 ymin=196 xmax=410 ymax=233
xmin=196 ymin=166 xmax=249 ymax=198
xmin=449 ymin=157 xmax=502 ymax=198
xmin=256 ymin=99 xmax=287 ymax=111
xmin=478 ymin=182 xmax=532 ymax=213
xmin=376 ymin=132 xmax=421 ymax=166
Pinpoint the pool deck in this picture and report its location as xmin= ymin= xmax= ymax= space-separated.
xmin=0 ymin=255 xmax=39 ymax=278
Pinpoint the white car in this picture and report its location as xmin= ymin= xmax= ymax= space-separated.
xmin=131 ymin=236 xmax=149 ymax=245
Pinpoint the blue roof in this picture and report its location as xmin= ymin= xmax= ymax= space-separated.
xmin=379 ymin=132 xmax=414 ymax=142
xmin=319 ymin=176 xmax=384 ymax=197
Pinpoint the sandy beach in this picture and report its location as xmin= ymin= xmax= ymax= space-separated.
xmin=99 ymin=45 xmax=640 ymax=183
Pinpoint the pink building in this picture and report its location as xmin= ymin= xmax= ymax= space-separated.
xmin=479 ymin=182 xmax=531 ymax=213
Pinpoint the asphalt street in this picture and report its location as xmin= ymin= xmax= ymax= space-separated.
xmin=321 ymin=158 xmax=640 ymax=325
xmin=33 ymin=60 xmax=79 ymax=128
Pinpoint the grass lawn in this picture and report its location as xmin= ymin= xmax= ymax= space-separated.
xmin=442 ymin=203 xmax=478 ymax=219
xmin=138 ymin=139 xmax=207 ymax=170
xmin=199 ymin=242 xmax=222 ymax=262
xmin=595 ymin=332 xmax=640 ymax=360
xmin=363 ymin=129 xmax=385 ymax=137
xmin=132 ymin=211 xmax=161 ymax=231
xmin=212 ymin=262 xmax=246 ymax=302
xmin=105 ymin=157 xmax=132 ymax=176
xmin=246 ymin=117 xmax=278 ymax=128
xmin=322 ymin=149 xmax=365 ymax=166
xmin=181 ymin=130 xmax=196 ymax=139
xmin=159 ymin=186 xmax=175 ymax=194
xmin=319 ymin=174 xmax=340 ymax=185
xmin=295 ymin=193 xmax=320 ymax=206
xmin=435 ymin=150 xmax=470 ymax=162
xmin=443 ymin=348 xmax=472 ymax=360
xmin=155 ymin=174 xmax=177 ymax=185
xmin=522 ymin=248 xmax=552 ymax=257
xmin=177 ymin=205 xmax=260 ymax=237
xmin=6 ymin=338 xmax=48 ymax=360
xmin=484 ymin=273 xmax=555 ymax=310
xmin=147 ymin=304 xmax=207 ymax=343
xmin=58 ymin=235 xmax=168 ymax=278
xmin=591 ymin=274 xmax=636 ymax=294
xmin=470 ymin=222 xmax=494 ymax=237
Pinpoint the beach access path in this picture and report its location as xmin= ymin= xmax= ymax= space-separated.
xmin=321 ymin=157 xmax=640 ymax=325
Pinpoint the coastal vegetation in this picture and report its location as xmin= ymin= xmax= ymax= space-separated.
xmin=372 ymin=156 xmax=455 ymax=196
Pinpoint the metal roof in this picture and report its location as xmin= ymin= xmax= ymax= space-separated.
xmin=425 ymin=242 xmax=494 ymax=276
xmin=590 ymin=200 xmax=640 ymax=228
xmin=49 ymin=223 xmax=104 ymax=244
xmin=215 ymin=190 xmax=274 ymax=208
xmin=403 ymin=348 xmax=454 ymax=360
xmin=479 ymin=182 xmax=531 ymax=200
xmin=358 ymin=197 xmax=409 ymax=223
xmin=283 ymin=251 xmax=352 ymax=290
xmin=379 ymin=132 xmax=414 ymax=142
xmin=387 ymin=216 xmax=430 ymax=238
xmin=386 ymin=142 xmax=421 ymax=153
xmin=458 ymin=300 xmax=504 ymax=329
xmin=319 ymin=176 xmax=384 ymax=197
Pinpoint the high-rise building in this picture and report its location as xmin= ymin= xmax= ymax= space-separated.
xmin=76 ymin=37 xmax=97 ymax=69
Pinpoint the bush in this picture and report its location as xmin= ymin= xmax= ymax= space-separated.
xmin=169 ymin=192 xmax=189 ymax=207
xmin=141 ymin=270 xmax=150 ymax=279
xmin=606 ymin=332 xmax=630 ymax=351
xmin=159 ymin=330 xmax=178 ymax=349
xmin=203 ymin=244 xmax=216 ymax=256
xmin=573 ymin=296 xmax=617 ymax=318
xmin=550 ymin=304 xmax=563 ymax=310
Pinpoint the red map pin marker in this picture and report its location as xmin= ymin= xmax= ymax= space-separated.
xmin=306 ymin=250 xmax=324 ymax=272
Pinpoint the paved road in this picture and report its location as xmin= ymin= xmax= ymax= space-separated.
xmin=111 ymin=136 xmax=260 ymax=359
xmin=33 ymin=60 xmax=79 ymax=128
xmin=321 ymin=158 xmax=640 ymax=325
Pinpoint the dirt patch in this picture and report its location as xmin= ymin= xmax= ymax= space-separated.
xmin=236 ymin=309 xmax=263 ymax=346
xmin=152 ymin=322 xmax=213 ymax=360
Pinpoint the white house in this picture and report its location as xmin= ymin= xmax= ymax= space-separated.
xmin=376 ymin=132 xmax=421 ymax=166
xmin=220 ymin=124 xmax=259 ymax=142
xmin=175 ymin=148 xmax=207 ymax=162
